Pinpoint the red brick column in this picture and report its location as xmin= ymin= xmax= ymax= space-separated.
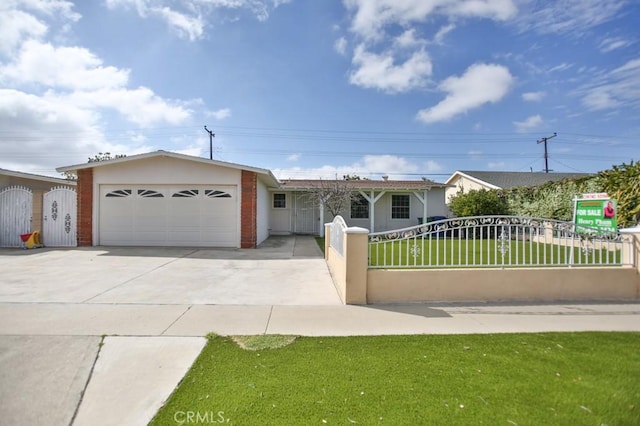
xmin=77 ymin=168 xmax=93 ymax=246
xmin=241 ymin=170 xmax=257 ymax=248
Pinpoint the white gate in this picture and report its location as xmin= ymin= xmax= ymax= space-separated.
xmin=43 ymin=187 xmax=77 ymax=247
xmin=0 ymin=186 xmax=33 ymax=247
xmin=294 ymin=194 xmax=318 ymax=234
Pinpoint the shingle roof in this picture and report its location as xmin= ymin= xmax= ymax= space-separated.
xmin=0 ymin=168 xmax=76 ymax=186
xmin=279 ymin=179 xmax=449 ymax=190
xmin=454 ymin=170 xmax=592 ymax=190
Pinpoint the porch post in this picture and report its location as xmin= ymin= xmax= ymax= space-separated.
xmin=319 ymin=200 xmax=325 ymax=237
xmin=423 ymin=189 xmax=428 ymax=223
xmin=413 ymin=189 xmax=430 ymax=224
xmin=369 ymin=190 xmax=375 ymax=233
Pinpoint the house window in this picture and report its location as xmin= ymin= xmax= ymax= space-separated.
xmin=350 ymin=194 xmax=369 ymax=219
xmin=273 ymin=193 xmax=286 ymax=208
xmin=391 ymin=194 xmax=410 ymax=219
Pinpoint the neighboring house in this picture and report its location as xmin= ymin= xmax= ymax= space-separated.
xmin=0 ymin=168 xmax=76 ymax=247
xmin=445 ymin=170 xmax=592 ymax=203
xmin=53 ymin=150 xmax=451 ymax=248
xmin=272 ymin=178 xmax=450 ymax=235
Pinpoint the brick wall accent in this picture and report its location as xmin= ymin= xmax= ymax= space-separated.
xmin=241 ymin=170 xmax=257 ymax=248
xmin=77 ymin=168 xmax=93 ymax=246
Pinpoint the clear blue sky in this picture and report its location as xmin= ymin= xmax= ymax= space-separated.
xmin=1 ymin=0 xmax=638 ymax=181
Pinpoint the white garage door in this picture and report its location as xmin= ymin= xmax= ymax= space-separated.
xmin=99 ymin=185 xmax=238 ymax=247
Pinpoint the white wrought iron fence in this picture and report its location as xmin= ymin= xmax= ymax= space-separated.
xmin=369 ymin=216 xmax=632 ymax=269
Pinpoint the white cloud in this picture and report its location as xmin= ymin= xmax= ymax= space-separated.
xmin=0 ymin=9 xmax=48 ymax=55
xmin=598 ymin=37 xmax=633 ymax=53
xmin=287 ymin=153 xmax=301 ymax=162
xmin=349 ymin=45 xmax=432 ymax=93
xmin=0 ymin=1 xmax=216 ymax=174
xmin=105 ymin=0 xmax=283 ymax=38
xmin=513 ymin=114 xmax=543 ymax=132
xmin=272 ymin=154 xmax=420 ymax=180
xmin=423 ymin=160 xmax=443 ymax=172
xmin=433 ymin=23 xmax=456 ymax=45
xmin=66 ymin=87 xmax=192 ymax=127
xmin=581 ymin=58 xmax=640 ymax=111
xmin=334 ymin=37 xmax=348 ymax=56
xmin=362 ymin=154 xmax=419 ymax=174
xmin=0 ymin=40 xmax=130 ymax=90
xmin=151 ymin=6 xmax=204 ymax=41
xmin=344 ymin=0 xmax=516 ymax=41
xmin=548 ymin=63 xmax=573 ymax=73
xmin=416 ymin=63 xmax=514 ymax=124
xmin=0 ymin=89 xmax=151 ymax=174
xmin=207 ymin=108 xmax=232 ymax=120
xmin=515 ymin=0 xmax=629 ymax=36
xmin=394 ymin=28 xmax=426 ymax=49
xmin=522 ymin=91 xmax=545 ymax=101
xmin=488 ymin=161 xmax=506 ymax=169
xmin=8 ymin=0 xmax=80 ymax=20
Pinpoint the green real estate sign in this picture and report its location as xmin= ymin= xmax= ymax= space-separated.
xmin=574 ymin=197 xmax=617 ymax=234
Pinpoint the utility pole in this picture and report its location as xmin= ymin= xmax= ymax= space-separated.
xmin=204 ymin=126 xmax=215 ymax=160
xmin=537 ymin=132 xmax=557 ymax=173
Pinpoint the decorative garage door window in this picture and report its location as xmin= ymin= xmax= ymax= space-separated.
xmin=205 ymin=189 xmax=232 ymax=198
xmin=137 ymin=189 xmax=164 ymax=198
xmin=105 ymin=189 xmax=132 ymax=197
xmin=172 ymin=189 xmax=199 ymax=198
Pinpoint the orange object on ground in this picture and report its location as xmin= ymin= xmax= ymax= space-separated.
xmin=20 ymin=231 xmax=41 ymax=249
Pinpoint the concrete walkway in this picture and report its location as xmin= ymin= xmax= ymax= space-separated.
xmin=1 ymin=237 xmax=639 ymax=426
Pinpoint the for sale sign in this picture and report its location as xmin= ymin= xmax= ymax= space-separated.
xmin=574 ymin=197 xmax=617 ymax=234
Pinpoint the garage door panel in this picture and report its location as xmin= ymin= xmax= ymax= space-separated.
xmin=99 ymin=185 xmax=238 ymax=247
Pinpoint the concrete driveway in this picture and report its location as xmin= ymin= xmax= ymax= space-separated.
xmin=0 ymin=236 xmax=341 ymax=305
xmin=0 ymin=236 xmax=340 ymax=426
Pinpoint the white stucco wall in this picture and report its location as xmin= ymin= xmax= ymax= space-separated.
xmin=269 ymin=191 xmax=292 ymax=235
xmin=445 ymin=175 xmax=493 ymax=203
xmin=92 ymin=156 xmax=242 ymax=185
xmin=92 ymin=156 xmax=242 ymax=246
xmin=256 ymin=178 xmax=270 ymax=245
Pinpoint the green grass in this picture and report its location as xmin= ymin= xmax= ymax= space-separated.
xmin=369 ymin=239 xmax=622 ymax=268
xmin=315 ymin=237 xmax=325 ymax=255
xmin=151 ymin=333 xmax=640 ymax=425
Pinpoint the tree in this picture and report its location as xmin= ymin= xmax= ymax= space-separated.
xmin=88 ymin=152 xmax=126 ymax=163
xmin=306 ymin=179 xmax=358 ymax=218
xmin=448 ymin=189 xmax=511 ymax=217
xmin=62 ymin=152 xmax=127 ymax=180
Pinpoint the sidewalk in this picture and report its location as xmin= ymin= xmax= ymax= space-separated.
xmin=2 ymin=302 xmax=640 ymax=337
xmin=1 ymin=301 xmax=639 ymax=426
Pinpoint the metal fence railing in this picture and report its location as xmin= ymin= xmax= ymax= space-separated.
xmin=368 ymin=216 xmax=632 ymax=269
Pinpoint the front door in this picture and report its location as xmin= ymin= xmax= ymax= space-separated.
xmin=294 ymin=194 xmax=318 ymax=234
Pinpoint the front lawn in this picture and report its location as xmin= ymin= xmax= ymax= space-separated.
xmin=369 ymin=238 xmax=622 ymax=268
xmin=151 ymin=333 xmax=640 ymax=425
